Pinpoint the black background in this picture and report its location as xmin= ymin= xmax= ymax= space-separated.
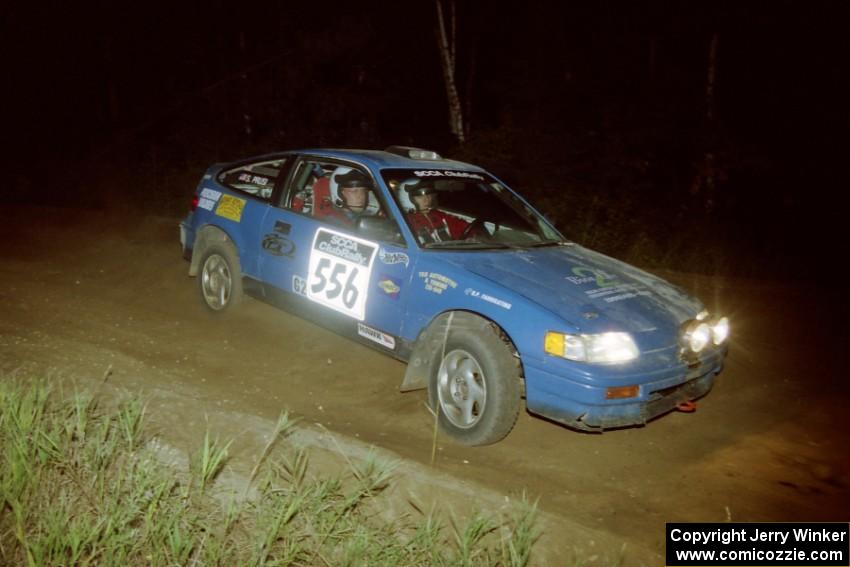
xmin=3 ymin=0 xmax=847 ymax=281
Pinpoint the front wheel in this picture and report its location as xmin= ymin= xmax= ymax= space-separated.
xmin=427 ymin=315 xmax=521 ymax=445
xmin=198 ymin=243 xmax=243 ymax=314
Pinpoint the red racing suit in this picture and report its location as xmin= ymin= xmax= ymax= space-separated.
xmin=406 ymin=210 xmax=469 ymax=243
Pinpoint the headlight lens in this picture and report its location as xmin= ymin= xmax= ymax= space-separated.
xmin=711 ymin=316 xmax=730 ymax=345
xmin=545 ymin=331 xmax=639 ymax=364
xmin=685 ymin=322 xmax=712 ymax=352
xmin=681 ymin=313 xmax=730 ymax=354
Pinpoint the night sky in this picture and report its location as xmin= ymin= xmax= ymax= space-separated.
xmin=3 ymin=0 xmax=848 ymax=279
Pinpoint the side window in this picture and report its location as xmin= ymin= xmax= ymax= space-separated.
xmin=218 ymin=158 xmax=287 ymax=201
xmin=286 ymin=159 xmax=337 ymax=217
xmin=287 ymin=158 xmax=405 ymax=245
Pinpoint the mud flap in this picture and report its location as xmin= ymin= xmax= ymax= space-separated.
xmin=399 ymin=311 xmax=458 ymax=392
xmin=399 ymin=359 xmax=429 ymax=392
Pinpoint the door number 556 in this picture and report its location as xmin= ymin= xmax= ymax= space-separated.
xmin=310 ymin=258 xmax=359 ymax=309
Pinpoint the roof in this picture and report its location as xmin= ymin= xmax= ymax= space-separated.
xmin=291 ymin=148 xmax=484 ymax=172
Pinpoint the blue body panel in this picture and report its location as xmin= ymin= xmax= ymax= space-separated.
xmin=181 ymin=148 xmax=726 ymax=431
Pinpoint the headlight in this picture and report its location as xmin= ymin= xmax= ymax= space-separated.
xmin=682 ymin=321 xmax=712 ymax=353
xmin=545 ymin=331 xmax=639 ymax=364
xmin=681 ymin=314 xmax=730 ymax=355
xmin=711 ymin=316 xmax=730 ymax=345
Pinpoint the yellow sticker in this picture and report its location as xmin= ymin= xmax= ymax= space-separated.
xmin=215 ymin=194 xmax=246 ymax=222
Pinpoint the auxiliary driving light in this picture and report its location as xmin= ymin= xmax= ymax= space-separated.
xmin=711 ymin=316 xmax=730 ymax=345
xmin=682 ymin=320 xmax=712 ymax=353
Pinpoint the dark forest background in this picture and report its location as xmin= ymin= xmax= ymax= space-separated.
xmin=3 ymin=1 xmax=847 ymax=280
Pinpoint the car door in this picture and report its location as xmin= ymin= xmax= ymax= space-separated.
xmin=211 ymin=157 xmax=291 ymax=279
xmin=254 ymin=156 xmax=325 ymax=301
xmin=257 ymin=156 xmax=412 ymax=345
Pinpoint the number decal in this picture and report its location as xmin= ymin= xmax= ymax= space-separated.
xmin=292 ymin=275 xmax=307 ymax=296
xmin=342 ymin=268 xmax=359 ymax=308
xmin=311 ymin=258 xmax=331 ymax=293
xmin=309 ymin=261 xmax=361 ymax=307
xmin=326 ymin=263 xmax=346 ymax=299
xmin=306 ymin=229 xmax=378 ymax=320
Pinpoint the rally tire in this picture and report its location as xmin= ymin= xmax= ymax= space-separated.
xmin=198 ymin=243 xmax=243 ymax=314
xmin=427 ymin=315 xmax=522 ymax=446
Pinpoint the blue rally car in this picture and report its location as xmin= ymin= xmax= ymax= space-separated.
xmin=180 ymin=146 xmax=729 ymax=445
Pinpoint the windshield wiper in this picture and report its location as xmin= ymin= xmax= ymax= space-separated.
xmin=526 ymin=239 xmax=569 ymax=248
xmin=422 ymin=240 xmax=511 ymax=250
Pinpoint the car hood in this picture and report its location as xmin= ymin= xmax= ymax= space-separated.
xmin=457 ymin=244 xmax=702 ymax=335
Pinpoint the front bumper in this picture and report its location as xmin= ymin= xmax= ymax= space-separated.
xmin=523 ymin=353 xmax=724 ymax=431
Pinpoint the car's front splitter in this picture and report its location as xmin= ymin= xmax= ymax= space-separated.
xmin=523 ymin=360 xmax=721 ymax=432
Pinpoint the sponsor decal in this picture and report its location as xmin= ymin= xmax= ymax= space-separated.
xmin=481 ymin=294 xmax=511 ymax=309
xmin=566 ymin=266 xmax=620 ymax=287
xmin=378 ymin=249 xmax=409 ymax=267
xmin=237 ymin=172 xmax=270 ymax=186
xmin=292 ymin=275 xmax=307 ymax=296
xmin=262 ymin=233 xmax=295 ymax=257
xmin=215 ymin=194 xmax=247 ymax=222
xmin=313 ymin=230 xmax=375 ymax=267
xmin=198 ymin=198 xmax=217 ymax=211
xmin=464 ymin=287 xmax=512 ymax=309
xmin=596 ymin=284 xmax=652 ymax=303
xmin=306 ymin=228 xmax=378 ymax=320
xmin=261 ymin=221 xmax=295 ymax=258
xmin=357 ymin=323 xmax=396 ymax=350
xmin=377 ymin=275 xmax=401 ymax=299
xmin=418 ymin=271 xmax=457 ymax=295
xmin=566 ymin=266 xmax=651 ymax=303
xmin=413 ymin=170 xmax=485 ymax=181
xmin=201 ymin=187 xmax=222 ymax=200
xmin=198 ymin=188 xmax=222 ymax=211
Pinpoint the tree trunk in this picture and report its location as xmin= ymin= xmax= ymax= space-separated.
xmin=690 ymin=32 xmax=721 ymax=214
xmin=464 ymin=32 xmax=476 ymax=140
xmin=706 ymin=32 xmax=718 ymax=122
xmin=435 ymin=0 xmax=465 ymax=144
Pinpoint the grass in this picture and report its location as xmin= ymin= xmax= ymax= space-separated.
xmin=0 ymin=376 xmax=542 ymax=566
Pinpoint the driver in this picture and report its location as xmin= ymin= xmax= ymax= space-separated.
xmin=404 ymin=181 xmax=469 ymax=242
xmin=327 ymin=169 xmax=375 ymax=227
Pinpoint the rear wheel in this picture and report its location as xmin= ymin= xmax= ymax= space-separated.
xmin=198 ymin=243 xmax=243 ymax=314
xmin=427 ymin=315 xmax=521 ymax=445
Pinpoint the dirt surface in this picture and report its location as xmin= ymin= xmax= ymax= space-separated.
xmin=2 ymin=206 xmax=849 ymax=564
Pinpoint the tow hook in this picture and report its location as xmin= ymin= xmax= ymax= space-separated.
xmin=676 ymin=400 xmax=698 ymax=413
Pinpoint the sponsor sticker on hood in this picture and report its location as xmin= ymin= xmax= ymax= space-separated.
xmin=567 ymin=266 xmax=653 ymax=303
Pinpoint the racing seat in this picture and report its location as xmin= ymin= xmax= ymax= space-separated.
xmin=311 ymin=175 xmax=337 ymax=220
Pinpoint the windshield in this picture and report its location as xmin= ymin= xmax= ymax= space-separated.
xmin=381 ymin=169 xmax=563 ymax=249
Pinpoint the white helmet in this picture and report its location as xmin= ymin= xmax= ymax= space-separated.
xmin=397 ymin=178 xmax=436 ymax=213
xmin=330 ymin=166 xmax=380 ymax=213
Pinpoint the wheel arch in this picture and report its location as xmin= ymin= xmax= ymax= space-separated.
xmin=400 ymin=309 xmax=524 ymax=393
xmin=189 ymin=224 xmax=237 ymax=276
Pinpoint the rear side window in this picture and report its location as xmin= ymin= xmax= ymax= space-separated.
xmin=218 ymin=158 xmax=287 ymax=200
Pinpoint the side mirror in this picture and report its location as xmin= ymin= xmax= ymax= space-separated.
xmin=357 ymin=216 xmax=403 ymax=243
